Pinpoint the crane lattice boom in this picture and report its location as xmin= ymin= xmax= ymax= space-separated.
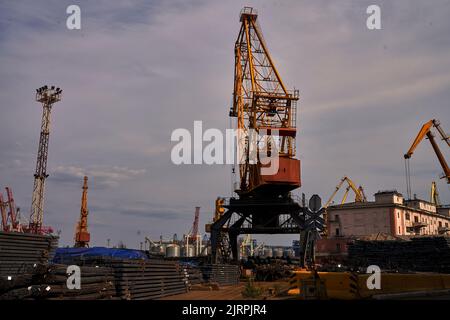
xmin=231 ymin=7 xmax=300 ymax=196
xmin=74 ymin=176 xmax=90 ymax=247
xmin=30 ymin=86 xmax=62 ymax=234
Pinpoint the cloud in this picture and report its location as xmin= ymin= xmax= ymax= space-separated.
xmin=0 ymin=1 xmax=449 ymax=247
xmin=52 ymin=165 xmax=146 ymax=188
xmin=120 ymin=208 xmax=184 ymax=220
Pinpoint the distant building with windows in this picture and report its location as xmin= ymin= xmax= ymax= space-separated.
xmin=315 ymin=190 xmax=450 ymax=261
xmin=327 ymin=190 xmax=450 ymax=237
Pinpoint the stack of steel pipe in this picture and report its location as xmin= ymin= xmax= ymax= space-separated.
xmin=0 ymin=231 xmax=58 ymax=276
xmin=112 ymin=259 xmax=188 ymax=300
xmin=180 ymin=264 xmax=203 ymax=287
xmin=0 ymin=264 xmax=115 ymax=300
xmin=199 ymin=264 xmax=241 ymax=286
xmin=54 ymin=256 xmax=188 ymax=300
xmin=348 ymin=236 xmax=450 ymax=273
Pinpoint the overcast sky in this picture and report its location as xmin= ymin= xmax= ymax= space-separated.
xmin=0 ymin=0 xmax=449 ymax=248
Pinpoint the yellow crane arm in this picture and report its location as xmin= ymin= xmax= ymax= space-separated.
xmin=345 ymin=178 xmax=365 ymax=202
xmin=404 ymin=120 xmax=434 ymax=159
xmin=324 ymin=177 xmax=346 ymax=208
xmin=430 ymin=181 xmax=441 ymax=206
xmin=325 ymin=176 xmax=366 ymax=208
xmin=358 ymin=186 xmax=368 ymax=202
xmin=341 ymin=186 xmax=350 ymax=204
xmin=404 ymin=119 xmax=450 ymax=184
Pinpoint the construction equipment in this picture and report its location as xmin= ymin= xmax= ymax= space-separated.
xmin=324 ymin=176 xmax=367 ymax=208
xmin=322 ymin=177 xmax=366 ymax=237
xmin=5 ymin=187 xmax=21 ymax=232
xmin=29 ymin=86 xmax=62 ymax=234
xmin=74 ymin=176 xmax=90 ymax=247
xmin=240 ymin=234 xmax=254 ymax=257
xmin=288 ymin=269 xmax=450 ymax=300
xmin=430 ymin=181 xmax=441 ymax=206
xmin=214 ymin=198 xmax=225 ymax=222
xmin=230 ymin=6 xmax=300 ymax=197
xmin=185 ymin=207 xmax=201 ymax=256
xmin=254 ymin=242 xmax=265 ymax=256
xmin=187 ymin=206 xmax=200 ymax=242
xmin=209 ymin=7 xmax=316 ymax=266
xmin=0 ymin=193 xmax=8 ymax=232
xmin=404 ymin=119 xmax=450 ymax=199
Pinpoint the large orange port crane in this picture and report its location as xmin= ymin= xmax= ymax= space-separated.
xmin=74 ymin=176 xmax=90 ymax=248
xmin=404 ymin=119 xmax=449 ymax=198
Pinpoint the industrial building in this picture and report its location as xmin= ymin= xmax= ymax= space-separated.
xmin=326 ymin=190 xmax=450 ymax=238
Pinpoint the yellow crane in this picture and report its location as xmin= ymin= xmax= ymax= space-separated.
xmin=322 ymin=177 xmax=367 ymax=237
xmin=324 ymin=176 xmax=367 ymax=208
xmin=430 ymin=181 xmax=441 ymax=206
xmin=240 ymin=234 xmax=254 ymax=257
xmin=74 ymin=176 xmax=90 ymax=248
xmin=404 ymin=119 xmax=450 ymax=198
xmin=230 ymin=7 xmax=300 ymax=196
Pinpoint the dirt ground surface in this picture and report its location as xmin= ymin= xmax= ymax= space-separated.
xmin=159 ymin=281 xmax=292 ymax=300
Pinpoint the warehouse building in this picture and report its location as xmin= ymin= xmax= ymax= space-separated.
xmin=326 ymin=190 xmax=450 ymax=237
xmin=315 ymin=191 xmax=450 ymax=262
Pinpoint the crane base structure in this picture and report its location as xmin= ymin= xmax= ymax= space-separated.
xmin=209 ymin=195 xmax=325 ymax=268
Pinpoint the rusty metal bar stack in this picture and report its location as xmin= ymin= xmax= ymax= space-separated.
xmin=53 ymin=256 xmax=188 ymax=300
xmin=199 ymin=264 xmax=241 ymax=286
xmin=0 ymin=231 xmax=58 ymax=276
xmin=112 ymin=259 xmax=187 ymax=300
xmin=0 ymin=264 xmax=115 ymax=300
xmin=180 ymin=264 xmax=203 ymax=288
xmin=348 ymin=236 xmax=450 ymax=273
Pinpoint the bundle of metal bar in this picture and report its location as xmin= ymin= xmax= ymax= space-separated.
xmin=111 ymin=259 xmax=188 ymax=300
xmin=348 ymin=236 xmax=450 ymax=273
xmin=52 ymin=256 xmax=188 ymax=300
xmin=0 ymin=264 xmax=115 ymax=300
xmin=199 ymin=264 xmax=241 ymax=286
xmin=180 ymin=264 xmax=203 ymax=287
xmin=0 ymin=231 xmax=58 ymax=276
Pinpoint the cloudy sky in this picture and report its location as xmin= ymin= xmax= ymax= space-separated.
xmin=0 ymin=0 xmax=449 ymax=248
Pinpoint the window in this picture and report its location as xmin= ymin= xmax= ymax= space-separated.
xmin=335 ymin=228 xmax=340 ymax=236
xmin=414 ymin=216 xmax=419 ymax=223
xmin=397 ymin=212 xmax=400 ymax=218
xmin=398 ymin=226 xmax=401 ymax=234
xmin=405 ymin=213 xmax=410 ymax=221
xmin=446 ymin=223 xmax=449 ymax=228
xmin=335 ymin=215 xmax=339 ymax=221
xmin=336 ymin=243 xmax=341 ymax=252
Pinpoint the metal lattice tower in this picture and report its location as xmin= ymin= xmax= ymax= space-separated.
xmin=74 ymin=176 xmax=90 ymax=247
xmin=29 ymin=85 xmax=62 ymax=234
xmin=230 ymin=7 xmax=300 ymax=196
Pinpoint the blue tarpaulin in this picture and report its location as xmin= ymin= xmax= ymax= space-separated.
xmin=53 ymin=247 xmax=147 ymax=263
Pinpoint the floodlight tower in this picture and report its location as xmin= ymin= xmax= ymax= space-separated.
xmin=29 ymin=85 xmax=62 ymax=234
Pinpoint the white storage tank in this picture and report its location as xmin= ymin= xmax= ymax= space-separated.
xmin=273 ymin=247 xmax=283 ymax=258
xmin=201 ymin=246 xmax=209 ymax=256
xmin=182 ymin=245 xmax=195 ymax=257
xmin=165 ymin=244 xmax=180 ymax=257
xmin=263 ymin=248 xmax=273 ymax=258
xmin=150 ymin=244 xmax=165 ymax=255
